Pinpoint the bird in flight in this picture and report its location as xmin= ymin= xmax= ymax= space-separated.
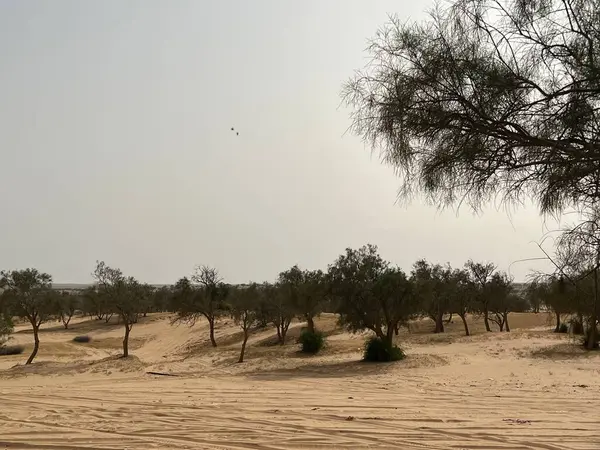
xmin=231 ymin=127 xmax=239 ymax=136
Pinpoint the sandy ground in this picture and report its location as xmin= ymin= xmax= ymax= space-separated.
xmin=0 ymin=313 xmax=599 ymax=450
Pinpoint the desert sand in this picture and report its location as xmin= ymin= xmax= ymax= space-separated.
xmin=0 ymin=313 xmax=598 ymax=450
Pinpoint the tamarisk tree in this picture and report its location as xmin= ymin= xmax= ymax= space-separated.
xmin=0 ymin=269 xmax=55 ymax=364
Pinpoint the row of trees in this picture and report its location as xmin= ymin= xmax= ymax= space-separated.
xmin=0 ymin=249 xmax=529 ymax=364
xmin=168 ymin=245 xmax=528 ymax=362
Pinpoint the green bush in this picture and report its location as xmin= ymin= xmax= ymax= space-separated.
xmin=73 ymin=335 xmax=91 ymax=343
xmin=363 ymin=336 xmax=405 ymax=362
xmin=558 ymin=323 xmax=569 ymax=334
xmin=298 ymin=329 xmax=325 ymax=354
xmin=0 ymin=345 xmax=25 ymax=356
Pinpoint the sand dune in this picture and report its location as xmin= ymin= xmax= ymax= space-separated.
xmin=1 ymin=313 xmax=599 ymax=449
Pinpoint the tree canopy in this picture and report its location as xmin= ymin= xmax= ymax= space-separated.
xmin=343 ymin=0 xmax=600 ymax=214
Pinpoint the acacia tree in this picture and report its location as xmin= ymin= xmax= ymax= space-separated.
xmin=0 ymin=269 xmax=54 ymax=364
xmin=466 ymin=261 xmax=497 ymax=331
xmin=487 ymin=272 xmax=516 ymax=331
xmin=412 ymin=260 xmax=450 ymax=333
xmin=329 ymin=245 xmax=416 ymax=347
xmin=229 ymin=283 xmax=262 ymax=363
xmin=298 ymin=269 xmax=328 ymax=333
xmin=192 ymin=266 xmax=226 ymax=347
xmin=93 ymin=261 xmax=144 ymax=357
xmin=525 ymin=281 xmax=545 ymax=314
xmin=344 ymin=0 xmax=600 ymax=216
xmin=447 ymin=267 xmax=475 ymax=336
xmin=54 ymin=291 xmax=79 ymax=329
xmin=172 ymin=267 xmax=228 ymax=347
xmin=279 ymin=265 xmax=327 ymax=334
xmin=263 ymin=282 xmax=295 ymax=345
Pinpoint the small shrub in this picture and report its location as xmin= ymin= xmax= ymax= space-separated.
xmin=363 ymin=336 xmax=405 ymax=362
xmin=73 ymin=335 xmax=91 ymax=343
xmin=0 ymin=345 xmax=25 ymax=356
xmin=298 ymin=329 xmax=325 ymax=354
xmin=558 ymin=323 xmax=569 ymax=334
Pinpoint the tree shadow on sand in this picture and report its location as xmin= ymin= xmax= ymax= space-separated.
xmin=526 ymin=342 xmax=600 ymax=360
xmin=243 ymin=357 xmax=426 ymax=381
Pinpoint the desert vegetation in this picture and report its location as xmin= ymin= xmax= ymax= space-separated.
xmin=0 ymin=244 xmax=585 ymax=366
xmin=2 ymin=0 xmax=600 ymax=448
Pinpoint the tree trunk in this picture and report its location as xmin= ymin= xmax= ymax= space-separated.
xmin=238 ymin=331 xmax=249 ymax=363
xmin=484 ymin=309 xmax=491 ymax=332
xmin=589 ymin=267 xmax=599 ymax=350
xmin=209 ymin=318 xmax=217 ymax=347
xmin=383 ymin=327 xmax=395 ymax=348
xmin=306 ymin=315 xmax=315 ymax=334
xmin=554 ymin=311 xmax=561 ymax=333
xmin=434 ymin=311 xmax=444 ymax=333
xmin=276 ymin=325 xmax=282 ymax=344
xmin=123 ymin=324 xmax=131 ymax=357
xmin=460 ymin=314 xmax=470 ymax=336
xmin=445 ymin=313 xmax=453 ymax=324
xmin=26 ymin=324 xmax=40 ymax=365
xmin=503 ymin=312 xmax=510 ymax=332
xmin=394 ymin=323 xmax=399 ymax=336
xmin=280 ymin=326 xmax=287 ymax=345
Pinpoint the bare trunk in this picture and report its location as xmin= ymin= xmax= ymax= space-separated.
xmin=554 ymin=311 xmax=561 ymax=333
xmin=123 ymin=324 xmax=131 ymax=357
xmin=589 ymin=267 xmax=599 ymax=350
xmin=209 ymin=318 xmax=217 ymax=347
xmin=280 ymin=325 xmax=287 ymax=345
xmin=383 ymin=327 xmax=395 ymax=348
xmin=460 ymin=314 xmax=470 ymax=336
xmin=276 ymin=325 xmax=282 ymax=344
xmin=434 ymin=311 xmax=445 ymax=333
xmin=238 ymin=331 xmax=249 ymax=363
xmin=445 ymin=313 xmax=453 ymax=324
xmin=484 ymin=309 xmax=491 ymax=332
xmin=62 ymin=313 xmax=72 ymax=330
xmin=26 ymin=324 xmax=40 ymax=365
xmin=503 ymin=313 xmax=510 ymax=332
xmin=306 ymin=315 xmax=315 ymax=334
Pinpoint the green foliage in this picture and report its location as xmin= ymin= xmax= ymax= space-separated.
xmin=343 ymin=0 xmax=600 ymax=215
xmin=54 ymin=291 xmax=80 ymax=329
xmin=73 ymin=335 xmax=91 ymax=343
xmin=298 ymin=329 xmax=325 ymax=354
xmin=0 ymin=268 xmax=54 ymax=364
xmin=0 ymin=313 xmax=13 ymax=345
xmin=93 ymin=261 xmax=146 ymax=357
xmin=279 ymin=265 xmax=328 ymax=333
xmin=0 ymin=345 xmax=24 ymax=356
xmin=363 ymin=336 xmax=405 ymax=362
xmin=329 ymin=245 xmax=416 ymax=340
xmin=262 ymin=281 xmax=295 ymax=345
xmin=171 ymin=266 xmax=228 ymax=347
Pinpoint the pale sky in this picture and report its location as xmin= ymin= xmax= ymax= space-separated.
xmin=0 ymin=0 xmax=558 ymax=284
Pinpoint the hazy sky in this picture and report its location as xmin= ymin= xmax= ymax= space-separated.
xmin=0 ymin=0 xmax=560 ymax=284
